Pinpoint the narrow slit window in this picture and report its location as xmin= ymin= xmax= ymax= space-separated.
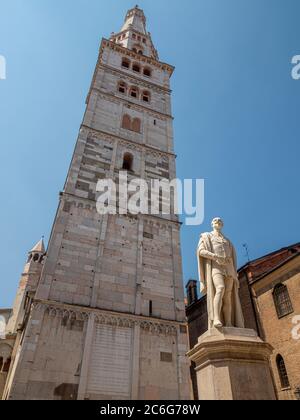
xmin=122 ymin=153 xmax=134 ymax=171
xmin=122 ymin=58 xmax=130 ymax=69
xmin=149 ymin=300 xmax=153 ymax=316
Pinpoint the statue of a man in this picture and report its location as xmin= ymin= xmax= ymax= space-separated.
xmin=197 ymin=217 xmax=244 ymax=329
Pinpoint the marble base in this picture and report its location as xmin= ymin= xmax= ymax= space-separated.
xmin=187 ymin=327 xmax=276 ymax=400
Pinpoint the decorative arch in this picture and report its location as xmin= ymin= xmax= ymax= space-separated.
xmin=132 ymin=118 xmax=141 ymax=133
xmin=121 ymin=115 xmax=142 ymax=134
xmin=142 ymin=90 xmax=151 ymax=103
xmin=0 ymin=343 xmax=13 ymax=373
xmin=129 ymin=86 xmax=139 ymax=99
xmin=118 ymin=81 xmax=127 ymax=94
xmin=122 ymin=114 xmax=131 ymax=130
xmin=132 ymin=44 xmax=144 ymax=55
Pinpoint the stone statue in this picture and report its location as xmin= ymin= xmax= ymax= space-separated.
xmin=197 ymin=217 xmax=245 ymax=329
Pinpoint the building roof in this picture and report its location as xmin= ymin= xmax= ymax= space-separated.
xmin=238 ymin=242 xmax=300 ymax=284
xmin=252 ymin=251 xmax=300 ymax=283
xmin=30 ymin=238 xmax=45 ymax=254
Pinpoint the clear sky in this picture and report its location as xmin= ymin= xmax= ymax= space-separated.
xmin=0 ymin=0 xmax=300 ymax=308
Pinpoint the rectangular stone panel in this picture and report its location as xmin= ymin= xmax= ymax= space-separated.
xmin=86 ymin=323 xmax=133 ymax=399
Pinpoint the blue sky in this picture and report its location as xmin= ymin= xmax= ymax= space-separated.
xmin=0 ymin=0 xmax=300 ymax=307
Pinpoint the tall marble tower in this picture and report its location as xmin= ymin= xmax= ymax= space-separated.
xmin=3 ymin=7 xmax=190 ymax=400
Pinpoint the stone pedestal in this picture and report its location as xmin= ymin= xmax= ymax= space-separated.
xmin=187 ymin=327 xmax=276 ymax=400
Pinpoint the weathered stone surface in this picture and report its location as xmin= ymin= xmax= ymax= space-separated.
xmin=3 ymin=6 xmax=190 ymax=401
xmin=188 ymin=327 xmax=276 ymax=400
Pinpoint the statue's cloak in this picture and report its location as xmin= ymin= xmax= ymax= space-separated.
xmin=197 ymin=233 xmax=244 ymax=329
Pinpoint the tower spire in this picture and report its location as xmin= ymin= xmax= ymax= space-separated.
xmin=6 ymin=238 xmax=45 ymax=334
xmin=110 ymin=6 xmax=158 ymax=60
xmin=30 ymin=238 xmax=45 ymax=254
xmin=121 ymin=5 xmax=147 ymax=34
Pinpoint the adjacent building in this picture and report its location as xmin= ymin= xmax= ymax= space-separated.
xmin=186 ymin=242 xmax=300 ymax=400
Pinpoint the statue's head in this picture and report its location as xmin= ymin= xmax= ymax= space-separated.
xmin=211 ymin=217 xmax=224 ymax=232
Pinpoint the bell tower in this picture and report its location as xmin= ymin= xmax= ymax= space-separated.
xmin=6 ymin=239 xmax=45 ymax=335
xmin=4 ymin=7 xmax=190 ymax=400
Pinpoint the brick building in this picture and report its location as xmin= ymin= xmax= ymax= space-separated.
xmin=186 ymin=242 xmax=300 ymax=400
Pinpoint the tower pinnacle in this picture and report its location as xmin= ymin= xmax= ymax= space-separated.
xmin=30 ymin=238 xmax=45 ymax=254
xmin=121 ymin=5 xmax=147 ymax=34
xmin=110 ymin=7 xmax=158 ymax=60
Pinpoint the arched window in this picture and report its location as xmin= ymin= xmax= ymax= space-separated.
xmin=133 ymin=43 xmax=143 ymax=55
xmin=122 ymin=153 xmax=134 ymax=171
xmin=142 ymin=91 xmax=151 ymax=103
xmin=3 ymin=357 xmax=11 ymax=373
xmin=122 ymin=114 xmax=131 ymax=130
xmin=33 ymin=253 xmax=40 ymax=262
xmin=122 ymin=115 xmax=141 ymax=133
xmin=276 ymin=355 xmax=290 ymax=389
xmin=132 ymin=118 xmax=141 ymax=133
xmin=143 ymin=67 xmax=152 ymax=77
xmin=121 ymin=58 xmax=130 ymax=69
xmin=273 ymin=283 xmax=293 ymax=318
xmin=132 ymin=63 xmax=141 ymax=73
xmin=118 ymin=81 xmax=127 ymax=94
xmin=132 ymin=33 xmax=136 ymax=40
xmin=130 ymin=86 xmax=139 ymax=99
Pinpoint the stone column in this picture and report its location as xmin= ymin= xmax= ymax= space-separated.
xmin=187 ymin=327 xmax=276 ymax=400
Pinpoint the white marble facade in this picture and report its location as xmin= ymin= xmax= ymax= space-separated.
xmin=3 ymin=7 xmax=190 ymax=400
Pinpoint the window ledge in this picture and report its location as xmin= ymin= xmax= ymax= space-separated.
xmin=277 ymin=311 xmax=294 ymax=320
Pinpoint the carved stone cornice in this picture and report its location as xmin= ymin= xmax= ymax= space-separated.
xmin=60 ymin=193 xmax=181 ymax=227
xmin=81 ymin=125 xmax=177 ymax=159
xmin=32 ymin=300 xmax=180 ymax=336
xmin=100 ymin=38 xmax=175 ymax=76
xmin=97 ymin=63 xmax=172 ymax=94
xmin=92 ymin=88 xmax=173 ymax=121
